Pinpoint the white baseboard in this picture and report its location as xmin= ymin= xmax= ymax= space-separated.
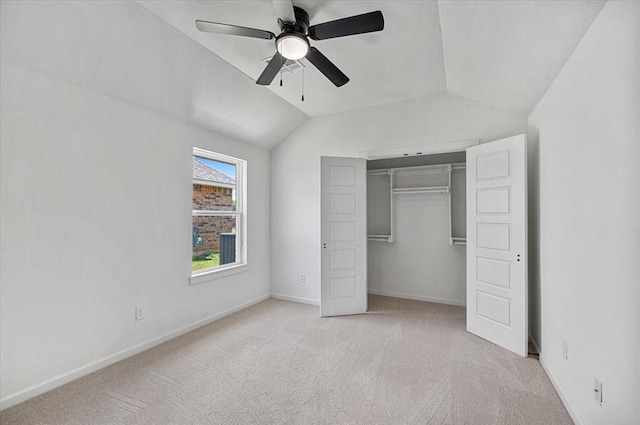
xmin=368 ymin=289 xmax=466 ymax=307
xmin=0 ymin=293 xmax=270 ymax=411
xmin=270 ymin=291 xmax=465 ymax=308
xmin=270 ymin=293 xmax=320 ymax=306
xmin=538 ymin=354 xmax=583 ymax=425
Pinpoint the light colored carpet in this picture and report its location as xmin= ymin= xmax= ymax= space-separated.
xmin=1 ymin=295 xmax=572 ymax=425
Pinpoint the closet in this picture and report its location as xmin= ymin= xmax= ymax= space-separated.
xmin=321 ymin=134 xmax=528 ymax=356
xmin=366 ymin=152 xmax=468 ymax=306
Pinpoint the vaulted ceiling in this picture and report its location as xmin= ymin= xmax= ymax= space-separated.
xmin=138 ymin=0 xmax=606 ymax=117
xmin=1 ymin=1 xmax=606 ymax=150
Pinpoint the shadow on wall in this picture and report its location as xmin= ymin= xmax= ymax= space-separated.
xmin=527 ymin=125 xmax=542 ymax=352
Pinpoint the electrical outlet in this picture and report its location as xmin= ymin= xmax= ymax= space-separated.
xmin=299 ymin=273 xmax=306 ymax=284
xmin=562 ymin=339 xmax=568 ymax=360
xmin=135 ymin=307 xmax=144 ymax=321
xmin=594 ymin=378 xmax=603 ymax=406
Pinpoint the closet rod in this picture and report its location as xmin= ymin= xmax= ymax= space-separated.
xmin=451 ymin=237 xmax=467 ymax=246
xmin=388 ymin=163 xmax=451 ymax=173
xmin=392 ymin=186 xmax=450 ymax=194
xmin=367 ymin=169 xmax=389 ymax=175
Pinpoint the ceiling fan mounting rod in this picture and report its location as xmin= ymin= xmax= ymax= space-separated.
xmin=279 ymin=6 xmax=309 ymax=34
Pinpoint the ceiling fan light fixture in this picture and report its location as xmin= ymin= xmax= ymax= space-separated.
xmin=276 ymin=33 xmax=309 ymax=60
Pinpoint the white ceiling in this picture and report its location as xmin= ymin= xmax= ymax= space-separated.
xmin=138 ymin=0 xmax=605 ymax=118
xmin=137 ymin=0 xmax=447 ymax=117
xmin=439 ymin=0 xmax=607 ymax=114
xmin=1 ymin=0 xmax=309 ymax=150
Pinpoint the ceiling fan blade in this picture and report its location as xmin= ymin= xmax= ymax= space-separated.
xmin=308 ymin=11 xmax=384 ymax=41
xmin=272 ymin=0 xmax=296 ymax=24
xmin=256 ymin=52 xmax=285 ymax=85
xmin=195 ymin=20 xmax=275 ymax=40
xmin=305 ymin=47 xmax=349 ymax=87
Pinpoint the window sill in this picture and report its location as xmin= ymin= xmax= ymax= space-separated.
xmin=190 ymin=263 xmax=249 ymax=286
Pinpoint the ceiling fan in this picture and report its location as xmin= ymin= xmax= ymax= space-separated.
xmin=195 ymin=0 xmax=384 ymax=87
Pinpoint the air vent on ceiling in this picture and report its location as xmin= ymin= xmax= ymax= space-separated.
xmin=261 ymin=56 xmax=305 ymax=74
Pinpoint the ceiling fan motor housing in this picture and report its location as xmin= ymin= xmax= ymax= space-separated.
xmin=279 ymin=6 xmax=309 ymax=34
xmin=276 ymin=7 xmax=311 ymax=60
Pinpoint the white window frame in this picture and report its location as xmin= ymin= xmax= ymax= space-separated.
xmin=190 ymin=147 xmax=248 ymax=285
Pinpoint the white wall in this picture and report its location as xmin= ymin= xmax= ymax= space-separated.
xmin=367 ymin=164 xmax=467 ymax=306
xmin=528 ymin=2 xmax=640 ymax=424
xmin=368 ymin=195 xmax=467 ymax=306
xmin=0 ymin=2 xmax=272 ymax=409
xmin=271 ymin=93 xmax=527 ymax=304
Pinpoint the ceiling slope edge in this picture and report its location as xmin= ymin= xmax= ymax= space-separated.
xmin=442 ymin=91 xmax=529 ymax=121
xmin=438 ymin=0 xmax=607 ymax=115
xmin=525 ymin=3 xmax=608 ymax=117
xmin=274 ymin=92 xmax=529 ymax=151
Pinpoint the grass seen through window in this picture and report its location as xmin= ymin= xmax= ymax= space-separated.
xmin=192 ymin=252 xmax=220 ymax=271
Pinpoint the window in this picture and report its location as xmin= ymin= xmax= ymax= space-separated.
xmin=191 ymin=147 xmax=247 ymax=283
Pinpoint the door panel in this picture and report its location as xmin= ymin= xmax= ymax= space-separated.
xmin=321 ymin=157 xmax=367 ymax=317
xmin=477 ymin=257 xmax=511 ymax=288
xmin=467 ymin=134 xmax=527 ymax=357
xmin=476 ymin=291 xmax=511 ymax=326
xmin=477 ymin=187 xmax=511 ymax=214
xmin=476 ymin=151 xmax=511 ymax=180
xmin=329 ymin=221 xmax=356 ymax=241
xmin=330 ymin=277 xmax=357 ymax=298
xmin=477 ymin=223 xmax=511 ymax=251
xmin=330 ymin=249 xmax=356 ymax=270
xmin=329 ymin=193 xmax=356 ymax=214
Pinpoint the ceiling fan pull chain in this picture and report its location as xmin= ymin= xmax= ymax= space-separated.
xmin=301 ymin=66 xmax=305 ymax=102
xmin=280 ymin=54 xmax=284 ymax=87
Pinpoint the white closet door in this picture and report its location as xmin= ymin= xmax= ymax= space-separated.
xmin=466 ymin=135 xmax=528 ymax=357
xmin=320 ymin=157 xmax=367 ymax=317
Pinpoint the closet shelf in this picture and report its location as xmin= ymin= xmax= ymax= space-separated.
xmin=368 ymin=234 xmax=392 ymax=242
xmin=392 ymin=186 xmax=450 ymax=195
xmin=367 ymin=169 xmax=389 ymax=176
xmin=451 ymin=237 xmax=467 ymax=246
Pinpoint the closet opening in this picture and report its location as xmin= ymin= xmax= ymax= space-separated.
xmin=322 ymin=135 xmax=526 ymax=355
xmin=366 ymin=151 xmax=468 ymax=307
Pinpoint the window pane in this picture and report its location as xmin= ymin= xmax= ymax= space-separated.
xmin=192 ymin=216 xmax=237 ymax=271
xmin=193 ymin=156 xmax=237 ymax=211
